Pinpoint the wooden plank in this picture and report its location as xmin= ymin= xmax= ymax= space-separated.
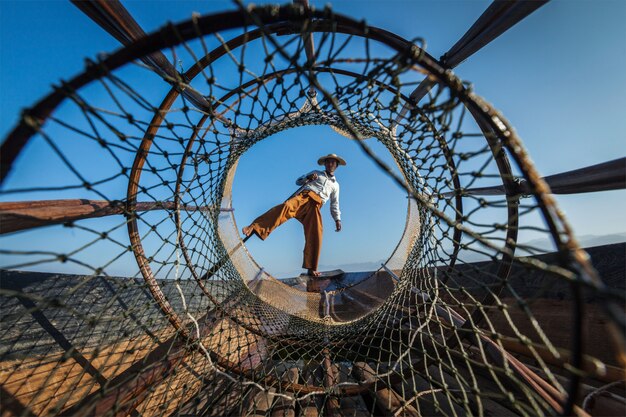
xmin=63 ymin=300 xmax=241 ymax=416
xmin=498 ymin=335 xmax=625 ymax=384
xmin=135 ymin=311 xmax=270 ymax=415
xmin=336 ymin=363 xmax=370 ymax=417
xmin=201 ymin=375 xmax=250 ymax=417
xmin=415 ymin=365 xmax=478 ymax=416
xmin=0 ymin=385 xmax=34 ymax=417
xmin=243 ymin=382 xmax=276 ymax=416
xmin=1 ymin=353 xmax=100 ymax=416
xmin=524 ymin=363 xmax=626 ymax=417
xmin=0 ymin=199 xmax=205 ymax=234
xmin=132 ymin=350 xmax=215 ymax=416
xmin=435 ymin=352 xmax=525 ymax=416
xmin=71 ymin=0 xmax=215 ymax=115
xmin=443 ymin=1 xmax=548 ymax=67
xmin=322 ymin=349 xmax=341 ymax=416
xmin=374 ymin=358 xmax=470 ymax=417
xmin=352 ymin=362 xmax=419 ymax=417
xmin=401 ymin=291 xmax=575 ymax=414
xmin=201 ymin=316 xmax=268 ymax=372
xmin=67 ymin=333 xmax=187 ymax=417
xmin=300 ymin=362 xmax=322 ymax=417
xmin=0 ymin=309 xmax=176 ymax=416
xmin=126 ymin=307 xmax=269 ymax=416
xmin=270 ymin=367 xmax=299 ymax=417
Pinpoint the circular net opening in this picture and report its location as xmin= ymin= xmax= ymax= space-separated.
xmin=230 ymin=124 xmax=408 ymax=280
xmin=1 ymin=5 xmax=624 ymax=417
xmin=220 ymin=107 xmax=429 ymax=324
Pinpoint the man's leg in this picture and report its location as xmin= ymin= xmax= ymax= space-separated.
xmin=297 ymin=200 xmax=323 ymax=276
xmin=243 ymin=193 xmax=306 ymax=240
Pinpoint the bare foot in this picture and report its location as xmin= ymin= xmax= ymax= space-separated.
xmin=242 ymin=225 xmax=253 ymax=237
xmin=307 ymin=269 xmax=321 ymax=277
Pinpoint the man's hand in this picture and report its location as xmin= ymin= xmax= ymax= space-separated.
xmin=307 ymin=173 xmax=318 ymax=181
xmin=335 ymin=220 xmax=342 ymax=232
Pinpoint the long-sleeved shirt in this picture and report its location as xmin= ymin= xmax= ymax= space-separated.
xmin=295 ymin=170 xmax=341 ymax=221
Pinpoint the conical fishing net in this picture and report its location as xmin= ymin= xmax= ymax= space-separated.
xmin=1 ymin=4 xmax=624 ymax=416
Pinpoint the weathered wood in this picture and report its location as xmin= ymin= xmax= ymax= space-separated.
xmin=443 ymin=157 xmax=626 ymax=197
xmin=204 ymin=377 xmax=249 ymax=417
xmin=169 ymin=368 xmax=257 ymax=417
xmin=443 ymin=1 xmax=548 ymax=68
xmin=243 ymin=385 xmax=276 ymax=416
xmin=400 ymin=292 xmax=570 ymax=414
xmin=525 ymin=363 xmax=626 ymax=417
xmin=584 ymin=392 xmax=626 ymax=417
xmin=499 ymin=335 xmax=625 ymax=384
xmin=201 ymin=315 xmax=269 ymax=372
xmin=0 ymin=199 xmax=204 ymax=234
xmin=0 ymin=271 xmax=192 ymax=416
xmin=437 ymin=353 xmax=526 ymax=416
xmin=270 ymin=368 xmax=299 ymax=417
xmin=0 ymin=385 xmax=34 ymax=417
xmin=394 ymin=1 xmax=548 ymax=125
xmin=71 ymin=0 xmax=215 ymax=115
xmin=440 ymin=337 xmax=595 ymax=417
xmin=373 ymin=355 xmax=472 ymax=417
xmin=65 ymin=330 xmax=187 ymax=417
xmin=336 ymin=363 xmax=370 ymax=417
xmin=60 ymin=290 xmax=265 ymax=417
xmin=352 ymin=362 xmax=419 ymax=417
xmin=134 ymin=354 xmax=217 ymax=416
xmin=172 ymin=368 xmax=223 ymax=416
xmin=63 ymin=307 xmax=220 ymax=417
xmin=418 ymin=365 xmax=478 ymax=416
xmin=134 ymin=315 xmax=268 ymax=416
xmin=322 ymin=349 xmax=341 ymax=416
xmin=300 ymin=400 xmax=321 ymax=417
xmin=300 ymin=363 xmax=322 ymax=417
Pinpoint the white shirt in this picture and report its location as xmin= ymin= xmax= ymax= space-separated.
xmin=296 ymin=170 xmax=341 ymax=221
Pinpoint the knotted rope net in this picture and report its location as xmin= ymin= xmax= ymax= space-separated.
xmin=1 ymin=5 xmax=624 ymax=417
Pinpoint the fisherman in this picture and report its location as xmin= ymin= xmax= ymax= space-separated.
xmin=242 ymin=153 xmax=345 ymax=277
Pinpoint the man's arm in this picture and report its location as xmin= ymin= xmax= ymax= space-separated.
xmin=296 ymin=170 xmax=318 ymax=186
xmin=330 ymin=185 xmax=341 ymax=231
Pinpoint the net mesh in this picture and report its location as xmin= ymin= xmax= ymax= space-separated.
xmin=1 ymin=5 xmax=624 ymax=417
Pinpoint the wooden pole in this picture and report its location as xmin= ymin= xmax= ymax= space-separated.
xmin=322 ymin=348 xmax=341 ymax=416
xmin=352 ymin=362 xmax=419 ymax=416
xmin=0 ymin=199 xmax=209 ymax=234
xmin=271 ymin=368 xmax=299 ymax=417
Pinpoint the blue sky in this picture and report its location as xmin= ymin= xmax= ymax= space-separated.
xmin=1 ymin=0 xmax=624 ymax=277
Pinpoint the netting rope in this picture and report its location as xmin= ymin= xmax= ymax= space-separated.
xmin=1 ymin=4 xmax=624 ymax=416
